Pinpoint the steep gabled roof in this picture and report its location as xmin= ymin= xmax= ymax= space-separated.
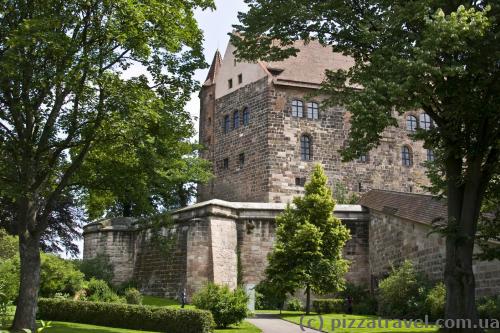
xmin=204 ymin=49 xmax=222 ymax=86
xmin=263 ymin=40 xmax=354 ymax=88
xmin=359 ymin=190 xmax=447 ymax=225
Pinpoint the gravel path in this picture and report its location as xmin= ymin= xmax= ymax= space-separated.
xmin=246 ymin=314 xmax=323 ymax=333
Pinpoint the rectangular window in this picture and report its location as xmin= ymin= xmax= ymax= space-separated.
xmin=295 ymin=177 xmax=306 ymax=186
xmin=223 ymin=158 xmax=229 ymax=170
xmin=238 ymin=74 xmax=243 ymax=84
xmin=239 ymin=153 xmax=245 ymax=167
xmin=228 ymin=79 xmax=233 ymax=89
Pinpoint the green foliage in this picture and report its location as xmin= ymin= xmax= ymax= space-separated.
xmin=192 ymin=283 xmax=249 ymax=328
xmin=124 ymin=288 xmax=142 ymax=305
xmin=377 ymin=261 xmax=429 ymax=319
xmin=85 ymin=279 xmax=123 ymax=303
xmin=312 ymin=299 xmax=344 ymax=314
xmin=0 ymin=281 xmax=11 ymax=328
xmin=337 ymin=283 xmax=377 ymax=315
xmin=286 ymin=298 xmax=303 ymax=312
xmin=263 ymin=164 xmax=351 ymax=311
xmin=76 ymin=253 xmax=114 ymax=285
xmin=425 ymin=282 xmax=446 ymax=320
xmin=255 ymin=280 xmax=287 ymax=310
xmin=0 ymin=257 xmax=19 ymax=303
xmin=477 ymin=296 xmax=500 ymax=320
xmin=40 ymin=254 xmax=85 ymax=298
xmin=37 ymin=298 xmax=214 ymax=333
xmin=0 ymin=253 xmax=85 ymax=302
xmin=0 ymin=229 xmax=17 ymax=261
xmin=232 ymin=0 xmax=500 ymax=320
xmin=332 ymin=181 xmax=359 ymax=204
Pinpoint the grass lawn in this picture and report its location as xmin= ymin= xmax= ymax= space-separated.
xmin=274 ymin=312 xmax=500 ymax=333
xmin=142 ymin=295 xmax=196 ymax=309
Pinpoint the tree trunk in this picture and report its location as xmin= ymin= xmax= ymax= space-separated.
xmin=12 ymin=229 xmax=41 ymax=332
xmin=443 ymin=159 xmax=483 ymax=333
xmin=305 ymin=284 xmax=311 ymax=315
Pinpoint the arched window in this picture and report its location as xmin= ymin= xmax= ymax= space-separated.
xmin=427 ymin=149 xmax=435 ymax=162
xmin=420 ymin=113 xmax=432 ymax=130
xmin=300 ymin=135 xmax=312 ymax=161
xmin=402 ymin=146 xmax=412 ymax=166
xmin=242 ymin=107 xmax=250 ymax=126
xmin=223 ymin=115 xmax=230 ymax=134
xmin=406 ymin=115 xmax=418 ymax=132
xmin=292 ymin=100 xmax=303 ymax=117
xmin=307 ymin=102 xmax=319 ymax=119
xmin=233 ymin=111 xmax=240 ymax=129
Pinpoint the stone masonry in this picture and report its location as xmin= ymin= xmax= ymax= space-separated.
xmin=83 ymin=194 xmax=500 ymax=301
xmin=198 ymin=40 xmax=430 ymax=203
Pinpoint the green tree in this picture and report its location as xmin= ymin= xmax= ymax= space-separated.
xmin=264 ymin=164 xmax=350 ymax=314
xmin=232 ymin=1 xmax=499 ymax=330
xmin=74 ymin=76 xmax=211 ymax=219
xmin=0 ymin=0 xmax=214 ymax=330
xmin=0 ymin=229 xmax=17 ymax=261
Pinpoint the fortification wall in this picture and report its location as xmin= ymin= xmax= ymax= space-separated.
xmin=83 ymin=201 xmax=369 ymax=300
xmin=369 ymin=210 xmax=500 ymax=297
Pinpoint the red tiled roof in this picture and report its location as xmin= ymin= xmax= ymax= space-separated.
xmin=359 ymin=190 xmax=447 ymax=225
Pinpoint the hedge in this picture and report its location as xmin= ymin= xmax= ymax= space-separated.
xmin=312 ymin=298 xmax=344 ymax=314
xmin=37 ymin=298 xmax=214 ymax=333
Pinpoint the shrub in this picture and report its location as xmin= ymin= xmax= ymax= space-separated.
xmin=255 ymin=280 xmax=287 ymax=310
xmin=337 ymin=282 xmax=377 ymax=315
xmin=77 ymin=253 xmax=114 ymax=285
xmin=192 ymin=283 xmax=248 ymax=328
xmin=312 ymin=299 xmax=344 ymax=314
xmin=477 ymin=296 xmax=500 ymax=320
xmin=0 ymin=280 xmax=12 ymax=328
xmin=425 ymin=282 xmax=445 ymax=320
xmin=0 ymin=229 xmax=18 ymax=261
xmin=86 ymin=278 xmax=123 ymax=303
xmin=40 ymin=253 xmax=85 ymax=297
xmin=37 ymin=298 xmax=214 ymax=333
xmin=286 ymin=298 xmax=303 ymax=311
xmin=124 ymin=288 xmax=142 ymax=305
xmin=0 ymin=257 xmax=19 ymax=302
xmin=377 ymin=260 xmax=429 ymax=318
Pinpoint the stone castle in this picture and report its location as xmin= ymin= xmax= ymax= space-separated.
xmin=83 ymin=41 xmax=500 ymax=305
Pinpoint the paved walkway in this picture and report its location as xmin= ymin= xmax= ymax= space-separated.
xmin=247 ymin=314 xmax=323 ymax=333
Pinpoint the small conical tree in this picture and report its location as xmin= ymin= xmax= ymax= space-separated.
xmin=264 ymin=164 xmax=351 ymax=314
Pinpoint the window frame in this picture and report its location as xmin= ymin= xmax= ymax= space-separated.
xmin=233 ymin=110 xmax=240 ymax=129
xmin=419 ymin=113 xmax=432 ymax=130
xmin=300 ymin=134 xmax=312 ymax=161
xmin=426 ymin=149 xmax=435 ymax=162
xmin=406 ymin=115 xmax=418 ymax=132
xmin=401 ymin=145 xmax=413 ymax=167
xmin=228 ymin=79 xmax=233 ymax=89
xmin=291 ymin=100 xmax=304 ymax=118
xmin=223 ymin=115 xmax=230 ymax=134
xmin=223 ymin=158 xmax=229 ymax=170
xmin=306 ymin=101 xmax=319 ymax=119
xmin=242 ymin=107 xmax=250 ymax=126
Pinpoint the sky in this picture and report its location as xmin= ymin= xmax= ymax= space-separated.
xmin=185 ymin=0 xmax=249 ymax=134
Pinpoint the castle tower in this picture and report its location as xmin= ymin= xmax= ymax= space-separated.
xmin=198 ymin=50 xmax=221 ymax=201
xmin=198 ymin=41 xmax=431 ymax=203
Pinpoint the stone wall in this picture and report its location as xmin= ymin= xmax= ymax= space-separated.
xmin=199 ymin=77 xmax=273 ymax=202
xmin=82 ymin=218 xmax=136 ymax=285
xmin=368 ymin=210 xmax=500 ymax=297
xmin=83 ymin=201 xmax=369 ymax=300
xmin=266 ymin=85 xmax=430 ymax=203
xmin=198 ymin=73 xmax=432 ymax=204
